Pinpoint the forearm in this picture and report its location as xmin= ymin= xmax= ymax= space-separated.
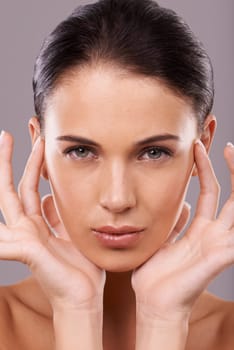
xmin=135 ymin=304 xmax=189 ymax=350
xmin=53 ymin=304 xmax=103 ymax=350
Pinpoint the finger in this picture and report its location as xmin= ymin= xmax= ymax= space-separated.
xmin=165 ymin=202 xmax=191 ymax=244
xmin=0 ymin=131 xmax=25 ymax=225
xmin=194 ymin=140 xmax=220 ymax=220
xmin=18 ymin=137 xmax=44 ymax=216
xmin=0 ymin=222 xmax=24 ymax=260
xmin=217 ymin=143 xmax=234 ymax=228
xmin=224 ymin=143 xmax=234 ymax=191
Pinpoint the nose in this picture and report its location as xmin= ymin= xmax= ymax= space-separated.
xmin=99 ymin=161 xmax=136 ymax=213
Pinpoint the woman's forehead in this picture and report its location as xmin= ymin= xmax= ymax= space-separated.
xmin=44 ymin=78 xmax=197 ymax=148
xmin=46 ymin=66 xmax=196 ymax=130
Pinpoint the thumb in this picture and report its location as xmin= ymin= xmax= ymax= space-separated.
xmin=41 ymin=194 xmax=70 ymax=241
xmin=165 ymin=202 xmax=191 ymax=244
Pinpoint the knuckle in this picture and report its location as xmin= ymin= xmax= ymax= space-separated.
xmin=209 ymin=178 xmax=220 ymax=196
xmin=201 ymin=182 xmax=220 ymax=198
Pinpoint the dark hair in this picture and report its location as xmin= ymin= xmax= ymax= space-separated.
xmin=33 ymin=0 xmax=214 ymax=132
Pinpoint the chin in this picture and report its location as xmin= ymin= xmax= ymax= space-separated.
xmin=105 ymin=265 xmax=135 ymax=273
xmin=91 ymin=253 xmax=148 ymax=273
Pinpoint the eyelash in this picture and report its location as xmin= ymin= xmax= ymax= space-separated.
xmin=63 ymin=146 xmax=97 ymax=160
xmin=139 ymin=146 xmax=173 ymax=161
xmin=62 ymin=145 xmax=173 ymax=161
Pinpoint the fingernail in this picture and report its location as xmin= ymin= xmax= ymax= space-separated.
xmin=0 ymin=130 xmax=6 ymax=145
xmin=195 ymin=139 xmax=206 ymax=153
xmin=226 ymin=142 xmax=234 ymax=148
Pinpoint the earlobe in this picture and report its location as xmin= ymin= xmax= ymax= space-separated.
xmin=28 ymin=116 xmax=49 ymax=180
xmin=41 ymin=194 xmax=70 ymax=240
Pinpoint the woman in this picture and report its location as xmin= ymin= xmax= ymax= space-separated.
xmin=0 ymin=0 xmax=233 ymax=349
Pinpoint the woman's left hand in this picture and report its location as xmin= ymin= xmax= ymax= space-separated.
xmin=132 ymin=140 xmax=234 ymax=323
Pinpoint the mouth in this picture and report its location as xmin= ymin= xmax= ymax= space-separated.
xmin=91 ymin=225 xmax=145 ymax=248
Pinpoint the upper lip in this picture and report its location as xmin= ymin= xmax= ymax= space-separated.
xmin=93 ymin=225 xmax=145 ymax=235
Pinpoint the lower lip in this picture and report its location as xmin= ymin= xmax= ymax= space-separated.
xmin=92 ymin=230 xmax=143 ymax=248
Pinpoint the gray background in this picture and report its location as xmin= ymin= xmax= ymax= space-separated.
xmin=0 ymin=1 xmax=233 ymax=299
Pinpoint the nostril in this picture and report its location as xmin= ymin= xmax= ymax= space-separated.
xmin=100 ymin=193 xmax=136 ymax=213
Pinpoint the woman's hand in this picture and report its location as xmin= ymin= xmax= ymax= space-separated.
xmin=132 ymin=140 xmax=234 ymax=323
xmin=0 ymin=131 xmax=105 ymax=312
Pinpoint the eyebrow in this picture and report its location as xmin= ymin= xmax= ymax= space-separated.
xmin=56 ymin=135 xmax=99 ymax=147
xmin=134 ymin=134 xmax=180 ymax=146
xmin=56 ymin=133 xmax=180 ymax=147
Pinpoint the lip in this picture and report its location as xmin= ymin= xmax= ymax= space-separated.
xmin=93 ymin=225 xmax=145 ymax=235
xmin=92 ymin=226 xmax=145 ymax=248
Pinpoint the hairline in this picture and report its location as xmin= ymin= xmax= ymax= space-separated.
xmin=39 ymin=60 xmax=202 ymax=135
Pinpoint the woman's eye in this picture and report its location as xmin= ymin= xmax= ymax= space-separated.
xmin=139 ymin=147 xmax=172 ymax=160
xmin=63 ymin=146 xmax=96 ymax=160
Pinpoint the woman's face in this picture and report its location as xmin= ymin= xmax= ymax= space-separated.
xmin=40 ymin=65 xmax=198 ymax=272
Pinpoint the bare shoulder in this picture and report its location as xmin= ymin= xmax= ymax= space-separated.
xmin=218 ymin=298 xmax=234 ymax=348
xmin=0 ymin=277 xmax=53 ymax=350
xmin=205 ymin=293 xmax=234 ymax=350
xmin=188 ymin=291 xmax=234 ymax=350
xmin=0 ymin=284 xmax=17 ymax=348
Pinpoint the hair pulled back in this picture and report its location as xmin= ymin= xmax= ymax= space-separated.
xmin=33 ymin=0 xmax=214 ymax=131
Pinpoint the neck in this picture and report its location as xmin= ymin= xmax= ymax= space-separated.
xmin=103 ymin=271 xmax=136 ymax=349
xmin=104 ymin=271 xmax=135 ymax=311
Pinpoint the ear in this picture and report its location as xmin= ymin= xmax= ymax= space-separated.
xmin=41 ymin=194 xmax=71 ymax=241
xmin=192 ymin=114 xmax=217 ymax=176
xmin=199 ymin=114 xmax=217 ymax=153
xmin=28 ymin=116 xmax=49 ymax=180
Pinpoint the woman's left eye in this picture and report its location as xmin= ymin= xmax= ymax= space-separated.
xmin=63 ymin=146 xmax=96 ymax=160
xmin=139 ymin=147 xmax=172 ymax=160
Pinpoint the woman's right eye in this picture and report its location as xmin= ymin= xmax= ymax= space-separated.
xmin=63 ymin=146 xmax=97 ymax=160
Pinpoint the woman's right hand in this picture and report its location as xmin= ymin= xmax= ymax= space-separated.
xmin=0 ymin=131 xmax=105 ymax=312
xmin=132 ymin=140 xmax=234 ymax=324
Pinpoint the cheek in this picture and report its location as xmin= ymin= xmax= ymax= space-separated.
xmin=143 ymin=158 xmax=193 ymax=234
xmin=49 ymin=172 xmax=94 ymax=223
xmin=44 ymin=153 xmax=96 ymax=224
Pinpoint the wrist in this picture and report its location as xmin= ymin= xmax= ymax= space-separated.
xmin=53 ymin=307 xmax=103 ymax=350
xmin=136 ymin=320 xmax=188 ymax=350
xmin=136 ymin=310 xmax=189 ymax=332
xmin=53 ymin=298 xmax=104 ymax=334
xmin=136 ymin=302 xmax=189 ymax=350
xmin=51 ymin=293 xmax=103 ymax=314
xmin=136 ymin=299 xmax=191 ymax=325
xmin=136 ymin=307 xmax=189 ymax=350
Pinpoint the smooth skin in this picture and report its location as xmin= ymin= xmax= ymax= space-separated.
xmin=0 ymin=65 xmax=234 ymax=349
